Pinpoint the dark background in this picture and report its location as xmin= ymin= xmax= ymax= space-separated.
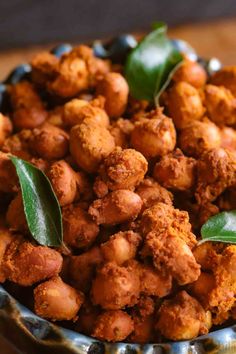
xmin=0 ymin=0 xmax=236 ymax=50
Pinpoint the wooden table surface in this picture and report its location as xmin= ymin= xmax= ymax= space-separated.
xmin=0 ymin=17 xmax=236 ymax=81
xmin=0 ymin=17 xmax=236 ymax=354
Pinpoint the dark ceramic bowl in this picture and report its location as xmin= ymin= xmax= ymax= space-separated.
xmin=1 ymin=285 xmax=236 ymax=354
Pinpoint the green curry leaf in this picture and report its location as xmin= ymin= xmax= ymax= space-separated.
xmin=125 ymin=22 xmax=183 ymax=104
xmin=10 ymin=156 xmax=63 ymax=247
xmin=200 ymin=210 xmax=236 ymax=244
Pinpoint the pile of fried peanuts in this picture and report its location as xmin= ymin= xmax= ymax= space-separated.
xmin=0 ymin=44 xmax=236 ymax=343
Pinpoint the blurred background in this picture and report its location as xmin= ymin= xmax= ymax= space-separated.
xmin=0 ymin=0 xmax=236 ymax=49
xmin=0 ymin=0 xmax=236 ymax=81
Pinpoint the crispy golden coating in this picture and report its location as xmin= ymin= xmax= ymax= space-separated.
xmin=91 ymin=262 xmax=140 ymax=309
xmin=75 ymin=300 xmax=101 ymax=335
xmin=70 ymin=119 xmax=115 ymax=173
xmin=29 ymin=123 xmax=69 ymax=160
xmin=220 ymin=127 xmax=236 ymax=151
xmin=139 ymin=264 xmax=172 ymax=297
xmin=179 ymin=118 xmax=221 ymax=158
xmin=62 ymin=96 xmax=109 ymax=128
xmin=130 ymin=111 xmax=176 ymax=159
xmin=10 ymin=81 xmax=47 ymax=130
xmin=88 ymin=190 xmax=142 ymax=226
xmin=153 ymin=149 xmax=197 ymax=191
xmin=172 ymin=59 xmax=207 ymax=88
xmin=92 ymin=310 xmax=134 ymax=342
xmin=62 ymin=204 xmax=99 ymax=249
xmin=166 ymin=81 xmax=205 ymax=129
xmin=204 ymin=84 xmax=236 ymax=126
xmin=6 ymin=193 xmax=28 ymax=233
xmin=109 ymin=118 xmax=134 ymax=148
xmin=193 ymin=242 xmax=221 ymax=271
xmin=95 ymin=147 xmax=148 ymax=193
xmin=101 ymin=231 xmax=141 ymax=265
xmin=129 ymin=314 xmax=155 ymax=343
xmin=0 ymin=114 xmax=12 ymax=148
xmin=47 ymin=46 xmax=110 ymax=97
xmin=144 ymin=229 xmax=200 ymax=285
xmin=47 ymin=160 xmax=79 ymax=206
xmin=210 ymin=66 xmax=236 ymax=96
xmin=3 ymin=238 xmax=63 ymax=286
xmin=136 ymin=178 xmax=173 ymax=211
xmin=0 ymin=152 xmax=18 ymax=193
xmin=195 ymin=148 xmax=236 ymax=204
xmin=140 ymin=202 xmax=197 ymax=249
xmin=31 ymin=52 xmax=59 ymax=86
xmin=3 ymin=42 xmax=236 ymax=343
xmin=69 ymin=247 xmax=103 ymax=293
xmin=156 ymin=291 xmax=211 ymax=340
xmin=0 ymin=229 xmax=15 ymax=282
xmin=96 ymin=72 xmax=129 ymax=118
xmin=34 ymin=276 xmax=83 ymax=321
xmin=2 ymin=130 xmax=32 ymax=160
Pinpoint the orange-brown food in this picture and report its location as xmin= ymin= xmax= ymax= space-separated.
xmin=92 ymin=310 xmax=134 ymax=342
xmin=88 ymin=190 xmax=142 ymax=225
xmin=166 ymin=81 xmax=205 ymax=129
xmin=10 ymin=81 xmax=47 ymax=130
xmin=130 ymin=109 xmax=176 ymax=159
xmin=3 ymin=238 xmax=63 ymax=286
xmin=2 ymin=39 xmax=236 ymax=344
xmin=34 ymin=276 xmax=83 ymax=321
xmin=153 ymin=149 xmax=197 ymax=191
xmin=96 ymin=72 xmax=129 ymax=118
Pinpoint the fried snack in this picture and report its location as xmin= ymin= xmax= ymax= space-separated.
xmin=3 ymin=38 xmax=236 ymax=344
xmin=3 ymin=238 xmax=63 ymax=286
xmin=62 ymin=96 xmax=109 ymax=128
xmin=172 ymin=59 xmax=207 ymax=88
xmin=204 ymin=84 xmax=236 ymax=126
xmin=10 ymin=81 xmax=47 ymax=130
xmin=179 ymin=118 xmax=221 ymax=158
xmin=0 ymin=229 xmax=15 ymax=282
xmin=29 ymin=123 xmax=69 ymax=160
xmin=47 ymin=160 xmax=80 ymax=206
xmin=220 ymin=127 xmax=236 ymax=151
xmin=140 ymin=202 xmax=197 ymax=249
xmin=0 ymin=114 xmax=12 ymax=148
xmin=195 ymin=148 xmax=236 ymax=203
xmin=6 ymin=193 xmax=28 ymax=233
xmin=31 ymin=52 xmax=59 ymax=86
xmin=139 ymin=264 xmax=172 ymax=297
xmin=91 ymin=262 xmax=140 ymax=309
xmin=62 ymin=204 xmax=99 ymax=249
xmin=144 ymin=229 xmax=200 ymax=285
xmin=88 ymin=190 xmax=142 ymax=225
xmin=156 ymin=291 xmax=211 ymax=340
xmin=2 ymin=130 xmax=32 ymax=160
xmin=109 ymin=118 xmax=134 ymax=148
xmin=135 ymin=178 xmax=173 ymax=211
xmin=69 ymin=247 xmax=103 ymax=293
xmin=153 ymin=149 xmax=197 ymax=191
xmin=96 ymin=72 xmax=129 ymax=118
xmin=92 ymin=310 xmax=134 ymax=342
xmin=34 ymin=276 xmax=83 ymax=321
xmin=94 ymin=147 xmax=148 ymax=195
xmin=210 ymin=66 xmax=236 ymax=96
xmin=130 ymin=112 xmax=176 ymax=159
xmin=70 ymin=119 xmax=115 ymax=173
xmin=100 ymin=230 xmax=141 ymax=265
xmin=166 ymin=81 xmax=205 ymax=129
xmin=0 ymin=152 xmax=18 ymax=193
